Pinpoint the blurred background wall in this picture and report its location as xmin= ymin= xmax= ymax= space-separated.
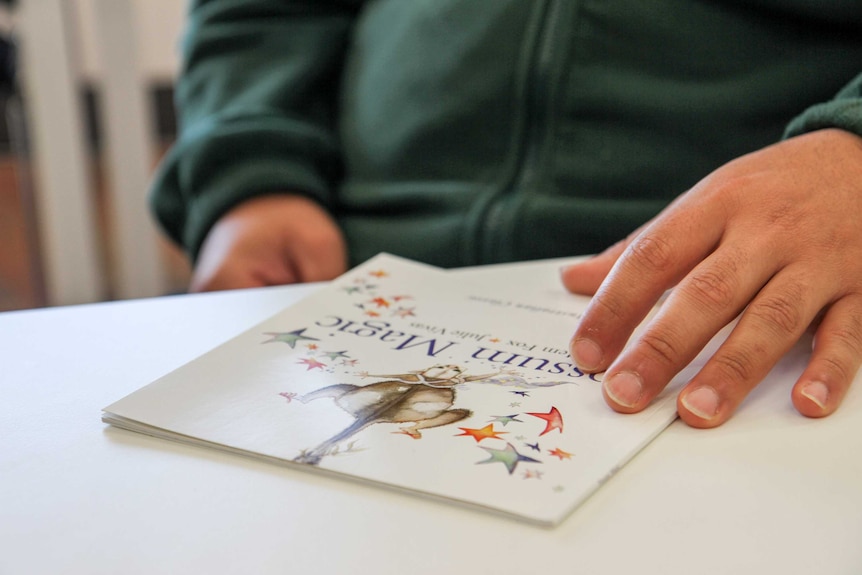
xmin=0 ymin=0 xmax=189 ymax=312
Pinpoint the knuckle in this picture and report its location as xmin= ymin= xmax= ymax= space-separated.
xmin=713 ymin=348 xmax=756 ymax=383
xmin=638 ymin=330 xmax=683 ymax=367
xmin=816 ymin=354 xmax=852 ymax=384
xmin=626 ymin=234 xmax=676 ymax=275
xmin=591 ymin=291 xmax=628 ymax=323
xmin=833 ymin=319 xmax=862 ymax=349
xmin=749 ymin=290 xmax=805 ymax=336
xmin=686 ymin=268 xmax=737 ymax=311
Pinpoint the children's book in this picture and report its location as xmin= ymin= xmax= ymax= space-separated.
xmin=102 ymin=253 xmax=690 ymax=526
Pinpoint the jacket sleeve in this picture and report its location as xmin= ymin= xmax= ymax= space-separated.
xmin=149 ymin=0 xmax=362 ymax=260
xmin=784 ymin=71 xmax=862 ymax=140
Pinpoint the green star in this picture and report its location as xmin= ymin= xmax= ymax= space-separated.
xmin=489 ymin=414 xmax=523 ymax=426
xmin=476 ymin=442 xmax=541 ymax=475
xmin=262 ymin=328 xmax=320 ymax=349
xmin=321 ymin=350 xmax=350 ymax=361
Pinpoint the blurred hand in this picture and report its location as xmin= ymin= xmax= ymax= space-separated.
xmin=190 ymin=194 xmax=347 ymax=292
xmin=562 ymin=128 xmax=862 ymax=428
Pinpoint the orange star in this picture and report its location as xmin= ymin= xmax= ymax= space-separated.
xmin=306 ymin=343 xmax=318 ymax=350
xmin=527 ymin=406 xmax=564 ymax=436
xmin=369 ymin=297 xmax=390 ymax=308
xmin=548 ymin=447 xmax=573 ymax=460
xmin=369 ymin=270 xmax=388 ymax=278
xmin=365 ymin=310 xmax=381 ymax=317
xmin=489 ymin=338 xmax=500 ymax=343
xmin=455 ymin=424 xmax=507 ymax=443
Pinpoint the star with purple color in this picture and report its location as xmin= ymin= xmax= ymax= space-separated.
xmin=262 ymin=328 xmax=320 ymax=349
xmin=510 ymin=390 xmax=530 ymax=397
xmin=525 ymin=441 xmax=541 ymax=452
xmin=476 ymin=442 xmax=541 ymax=475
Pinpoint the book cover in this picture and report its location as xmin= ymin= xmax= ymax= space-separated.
xmin=102 ymin=253 xmax=684 ymax=526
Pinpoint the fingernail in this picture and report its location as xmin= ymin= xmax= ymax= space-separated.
xmin=604 ymin=372 xmax=644 ymax=408
xmin=571 ymin=338 xmax=603 ymax=371
xmin=801 ymin=381 xmax=829 ymax=409
xmin=681 ymin=386 xmax=720 ymax=420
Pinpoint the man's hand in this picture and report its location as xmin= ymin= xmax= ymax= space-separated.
xmin=190 ymin=194 xmax=347 ymax=292
xmin=561 ymin=129 xmax=862 ymax=428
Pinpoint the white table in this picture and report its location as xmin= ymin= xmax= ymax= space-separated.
xmin=3 ymin=264 xmax=861 ymax=574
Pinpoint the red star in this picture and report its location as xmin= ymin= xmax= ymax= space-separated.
xmin=548 ymin=447 xmax=573 ymax=460
xmin=527 ymin=406 xmax=564 ymax=436
xmin=455 ymin=424 xmax=507 ymax=443
xmin=298 ymin=357 xmax=326 ymax=371
xmin=392 ymin=295 xmax=412 ymax=302
xmin=369 ymin=297 xmax=390 ymax=308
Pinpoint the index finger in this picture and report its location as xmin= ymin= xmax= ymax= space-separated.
xmin=569 ymin=200 xmax=724 ymax=373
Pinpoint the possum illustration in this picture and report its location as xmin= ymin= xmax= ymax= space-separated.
xmin=292 ymin=365 xmax=501 ymax=465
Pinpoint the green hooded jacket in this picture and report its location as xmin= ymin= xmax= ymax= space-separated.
xmin=150 ymin=0 xmax=862 ymax=268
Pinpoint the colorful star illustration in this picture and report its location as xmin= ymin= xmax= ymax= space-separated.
xmin=489 ymin=414 xmax=523 ymax=426
xmin=341 ymin=358 xmax=359 ymax=367
xmin=365 ymin=310 xmax=381 ymax=317
xmin=306 ymin=343 xmax=318 ymax=350
xmin=320 ymin=350 xmax=350 ymax=361
xmin=522 ymin=469 xmax=544 ymax=480
xmin=369 ymin=297 xmax=390 ymax=308
xmin=510 ymin=390 xmax=530 ymax=397
xmin=509 ymin=402 xmax=521 ymax=408
xmin=548 ymin=447 xmax=573 ymax=460
xmin=476 ymin=442 xmax=542 ymax=475
xmin=342 ymin=286 xmax=361 ymax=294
xmin=392 ymin=295 xmax=412 ymax=302
xmin=489 ymin=338 xmax=500 ymax=343
xmin=394 ymin=307 xmax=416 ymax=318
xmin=525 ymin=441 xmax=541 ymax=452
xmin=262 ymin=328 xmax=320 ymax=349
xmin=455 ymin=424 xmax=507 ymax=443
xmin=278 ymin=391 xmax=297 ymax=403
xmin=369 ymin=270 xmax=388 ymax=278
xmin=527 ymin=406 xmax=564 ymax=436
xmin=297 ymin=357 xmax=327 ymax=371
